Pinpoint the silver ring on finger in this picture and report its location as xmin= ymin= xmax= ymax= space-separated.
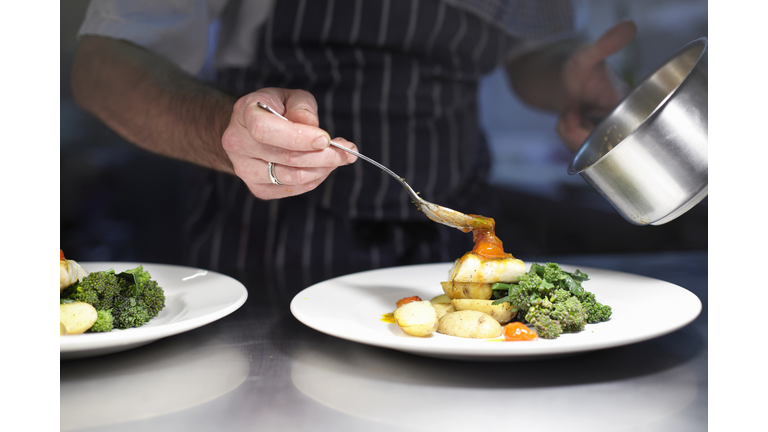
xmin=267 ymin=161 xmax=283 ymax=186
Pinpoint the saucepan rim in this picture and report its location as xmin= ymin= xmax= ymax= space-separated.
xmin=567 ymin=37 xmax=708 ymax=175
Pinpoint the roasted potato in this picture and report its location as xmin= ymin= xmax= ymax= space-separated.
xmin=437 ymin=310 xmax=502 ymax=339
xmin=429 ymin=294 xmax=455 ymax=318
xmin=440 ymin=251 xmax=525 ymax=300
xmin=440 ymin=281 xmax=493 ymax=300
xmin=451 ymin=299 xmax=516 ymax=324
xmin=60 ymin=301 xmax=98 ymax=335
xmin=432 ymin=303 xmax=455 ymax=319
xmin=394 ymin=301 xmax=439 ymax=337
xmin=430 ymin=294 xmax=451 ymax=304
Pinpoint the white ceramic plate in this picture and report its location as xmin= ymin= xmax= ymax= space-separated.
xmin=290 ymin=262 xmax=702 ymax=360
xmin=60 ymin=262 xmax=248 ymax=360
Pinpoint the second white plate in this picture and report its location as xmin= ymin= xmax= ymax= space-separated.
xmin=60 ymin=262 xmax=248 ymax=360
xmin=290 ymin=262 xmax=701 ymax=360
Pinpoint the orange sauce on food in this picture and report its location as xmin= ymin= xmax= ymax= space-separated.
xmin=472 ymin=228 xmax=506 ymax=259
xmin=465 ymin=215 xmax=507 ymax=259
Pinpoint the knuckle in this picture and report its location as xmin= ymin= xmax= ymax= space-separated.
xmin=249 ymin=113 xmax=269 ymax=143
xmin=232 ymin=161 xmax=255 ymax=184
xmin=281 ymin=149 xmax=304 ymax=166
xmin=221 ymin=127 xmax=239 ymax=152
xmin=283 ymin=166 xmax=304 ymax=185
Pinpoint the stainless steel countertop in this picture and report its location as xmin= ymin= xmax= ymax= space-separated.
xmin=60 ymin=251 xmax=707 ymax=431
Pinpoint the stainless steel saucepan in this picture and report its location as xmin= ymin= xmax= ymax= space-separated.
xmin=568 ymin=38 xmax=708 ymax=226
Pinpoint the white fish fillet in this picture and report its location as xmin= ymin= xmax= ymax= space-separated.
xmin=60 ymin=259 xmax=89 ymax=293
xmin=448 ymin=252 xmax=525 ymax=284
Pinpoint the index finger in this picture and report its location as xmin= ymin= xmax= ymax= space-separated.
xmin=239 ymin=100 xmax=331 ymax=151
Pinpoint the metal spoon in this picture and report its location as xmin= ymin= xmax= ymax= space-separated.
xmin=256 ymin=101 xmax=490 ymax=232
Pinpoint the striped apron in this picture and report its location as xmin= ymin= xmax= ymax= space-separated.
xmin=183 ymin=0 xmax=576 ymax=293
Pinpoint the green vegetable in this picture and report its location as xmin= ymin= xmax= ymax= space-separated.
xmin=89 ymin=309 xmax=114 ymax=333
xmin=61 ymin=265 xmax=165 ymax=332
xmin=63 ymin=269 xmax=123 ymax=311
xmin=551 ymin=296 xmax=587 ymax=332
xmin=525 ymin=297 xmax=563 ymax=339
xmin=118 ymin=266 xmax=152 ymax=297
xmin=492 ymin=262 xmax=611 ymax=339
xmin=112 ymin=297 xmax=152 ymax=329
xmin=579 ymin=291 xmax=613 ymax=324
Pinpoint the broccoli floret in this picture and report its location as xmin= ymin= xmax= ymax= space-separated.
xmin=584 ymin=302 xmax=612 ymax=323
xmin=65 ymin=270 xmax=126 ymax=311
xmin=551 ymin=296 xmax=587 ymax=332
xmin=89 ymin=309 xmax=114 ymax=332
xmin=518 ymin=271 xmax=555 ymax=298
xmin=525 ymin=300 xmax=563 ymax=339
xmin=494 ymin=262 xmax=611 ymax=337
xmin=549 ymin=288 xmax=572 ymax=304
xmin=579 ymin=291 xmax=612 ymax=323
xmin=118 ymin=266 xmax=151 ymax=295
xmin=61 ymin=265 xmax=166 ymax=332
xmin=492 ymin=284 xmax=532 ymax=314
xmin=135 ymin=279 xmax=165 ymax=318
xmin=114 ymin=266 xmax=165 ymax=319
xmin=112 ymin=297 xmax=152 ymax=329
xmin=542 ymin=262 xmax=567 ymax=283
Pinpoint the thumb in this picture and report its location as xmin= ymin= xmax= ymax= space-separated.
xmin=283 ymin=89 xmax=322 ymax=128
xmin=557 ymin=106 xmax=592 ymax=152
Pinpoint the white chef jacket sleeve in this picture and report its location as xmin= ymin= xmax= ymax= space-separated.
xmin=77 ymin=0 xmax=230 ymax=76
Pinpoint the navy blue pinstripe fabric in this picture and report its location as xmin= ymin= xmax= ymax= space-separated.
xmin=185 ymin=0 xmax=575 ymax=290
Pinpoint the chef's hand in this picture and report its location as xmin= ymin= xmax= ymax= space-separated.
xmin=557 ymin=19 xmax=637 ymax=151
xmin=222 ymin=88 xmax=357 ymax=200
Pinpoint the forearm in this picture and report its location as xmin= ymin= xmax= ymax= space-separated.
xmin=71 ymin=35 xmax=237 ymax=174
xmin=505 ymin=38 xmax=582 ymax=112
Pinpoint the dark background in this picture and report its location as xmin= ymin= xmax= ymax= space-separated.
xmin=60 ymin=0 xmax=708 ymax=266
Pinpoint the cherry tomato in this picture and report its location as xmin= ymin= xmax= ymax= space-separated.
xmin=503 ymin=322 xmax=539 ymax=341
xmin=396 ymin=296 xmax=422 ymax=308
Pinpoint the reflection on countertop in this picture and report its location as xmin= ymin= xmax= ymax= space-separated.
xmin=290 ymin=328 xmax=700 ymax=431
xmin=60 ymin=332 xmax=249 ymax=431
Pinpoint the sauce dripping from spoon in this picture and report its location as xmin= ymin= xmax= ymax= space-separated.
xmin=463 ymin=215 xmax=507 ymax=259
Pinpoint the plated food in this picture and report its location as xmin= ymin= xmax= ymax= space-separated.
xmin=391 ymin=215 xmax=612 ymax=341
xmin=59 ymin=250 xmax=166 ymax=335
